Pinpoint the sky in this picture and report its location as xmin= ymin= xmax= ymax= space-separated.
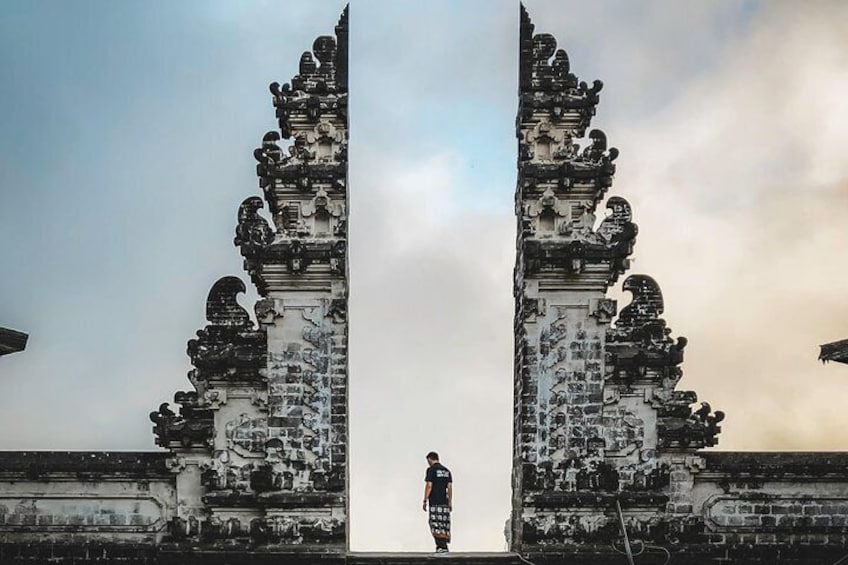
xmin=1 ymin=0 xmax=848 ymax=553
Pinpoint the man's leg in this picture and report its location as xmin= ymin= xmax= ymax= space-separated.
xmin=430 ymin=505 xmax=450 ymax=552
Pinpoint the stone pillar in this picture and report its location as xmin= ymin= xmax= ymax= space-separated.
xmin=150 ymin=275 xmax=268 ymax=543
xmin=511 ymin=4 xmax=635 ymax=550
xmin=150 ymin=6 xmax=350 ymax=553
xmin=239 ymin=5 xmax=349 ymax=550
xmin=511 ymin=6 xmax=724 ymax=554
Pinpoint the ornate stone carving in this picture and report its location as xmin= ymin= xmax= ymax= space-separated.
xmin=150 ymin=8 xmax=348 ymax=553
xmin=150 ymin=393 xmax=213 ymax=449
xmin=607 ymin=275 xmax=689 ymax=381
xmin=657 ymin=402 xmax=725 ymax=449
xmin=240 ymin=8 xmax=348 ymax=298
xmin=513 ymin=5 xmax=720 ymax=552
xmin=235 ymin=196 xmax=275 ymax=260
xmin=176 ymin=6 xmax=353 ymax=552
xmin=518 ymin=4 xmax=602 ymax=133
xmin=186 ymin=276 xmax=266 ymax=382
xmin=519 ymin=131 xmax=619 ymax=205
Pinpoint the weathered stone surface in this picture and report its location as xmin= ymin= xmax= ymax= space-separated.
xmin=0 ymin=451 xmax=170 ymax=477
xmin=154 ymin=5 xmax=350 ymax=551
xmin=513 ymin=3 xmax=644 ymax=550
xmin=511 ymin=5 xmax=848 ymax=562
xmin=0 ymin=452 xmax=176 ymax=547
xmin=0 ymin=6 xmax=349 ymax=557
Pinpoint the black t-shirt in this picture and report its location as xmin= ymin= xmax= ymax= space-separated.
xmin=425 ymin=463 xmax=452 ymax=505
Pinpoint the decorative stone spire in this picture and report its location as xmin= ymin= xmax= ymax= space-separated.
xmin=240 ymin=5 xmax=349 ymax=296
xmin=511 ymin=5 xmax=721 ymax=554
xmin=151 ymin=6 xmax=349 ymax=552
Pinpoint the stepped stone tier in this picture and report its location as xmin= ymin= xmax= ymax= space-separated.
xmin=1 ymin=4 xmax=848 ymax=565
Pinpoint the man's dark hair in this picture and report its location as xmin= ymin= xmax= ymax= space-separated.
xmin=426 ymin=451 xmax=439 ymax=461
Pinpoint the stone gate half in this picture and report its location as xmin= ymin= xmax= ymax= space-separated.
xmin=510 ymin=5 xmax=848 ymax=564
xmin=2 ymin=5 xmax=848 ymax=565
xmin=1 ymin=6 xmax=351 ymax=562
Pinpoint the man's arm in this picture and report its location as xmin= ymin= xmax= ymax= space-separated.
xmin=423 ymin=481 xmax=432 ymax=511
xmin=447 ymin=482 xmax=453 ymax=510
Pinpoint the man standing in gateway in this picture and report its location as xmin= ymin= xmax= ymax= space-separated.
xmin=422 ymin=451 xmax=453 ymax=553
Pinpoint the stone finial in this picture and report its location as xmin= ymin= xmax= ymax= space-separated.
xmin=235 ymin=197 xmax=275 ymax=260
xmin=607 ymin=274 xmax=686 ymax=370
xmin=581 ymin=129 xmax=619 ymax=163
xmin=269 ymin=5 xmax=349 ymax=139
xmin=186 ymin=277 xmax=266 ymax=376
xmin=518 ymin=4 xmax=602 ymax=134
xmin=615 ymin=274 xmax=667 ymax=332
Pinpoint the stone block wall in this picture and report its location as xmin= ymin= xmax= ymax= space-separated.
xmin=0 ymin=452 xmax=175 ymax=545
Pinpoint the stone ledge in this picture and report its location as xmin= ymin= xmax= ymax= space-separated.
xmin=0 ymin=451 xmax=171 ymax=479
xmin=3 ymin=547 xmax=848 ymax=565
xmin=702 ymin=451 xmax=848 ymax=478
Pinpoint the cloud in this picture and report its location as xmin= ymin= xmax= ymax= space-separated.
xmin=604 ymin=0 xmax=848 ymax=450
xmin=349 ymin=146 xmax=514 ymax=550
xmin=0 ymin=0 xmax=847 ymax=552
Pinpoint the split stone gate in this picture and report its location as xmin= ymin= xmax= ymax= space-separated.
xmin=2 ymin=5 xmax=848 ymax=565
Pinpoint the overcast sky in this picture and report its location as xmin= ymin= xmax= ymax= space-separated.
xmin=1 ymin=0 xmax=847 ymax=553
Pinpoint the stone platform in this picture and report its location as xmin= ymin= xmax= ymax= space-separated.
xmin=348 ymin=553 xmax=524 ymax=565
xmin=3 ymin=547 xmax=848 ymax=565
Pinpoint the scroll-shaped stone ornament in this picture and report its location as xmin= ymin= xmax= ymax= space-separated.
xmin=530 ymin=34 xmax=576 ymax=89
xmin=580 ymin=129 xmax=619 ymax=164
xmin=186 ymin=276 xmax=266 ymax=377
xmin=614 ymin=274 xmax=668 ymax=335
xmin=596 ymin=196 xmax=638 ymax=265
xmin=657 ymin=400 xmax=726 ymax=449
xmin=235 ymin=197 xmax=275 ymax=260
xmin=596 ymin=197 xmax=633 ymax=241
xmin=254 ymin=131 xmax=285 ymax=188
xmin=206 ymin=276 xmax=252 ymax=328
xmin=149 ymin=392 xmax=214 ymax=449
xmin=606 ymin=274 xmax=685 ymax=381
xmin=269 ymin=82 xmax=294 ymax=139
xmin=256 ymin=131 xmax=284 ymax=163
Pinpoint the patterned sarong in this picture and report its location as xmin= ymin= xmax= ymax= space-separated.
xmin=429 ymin=504 xmax=451 ymax=542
